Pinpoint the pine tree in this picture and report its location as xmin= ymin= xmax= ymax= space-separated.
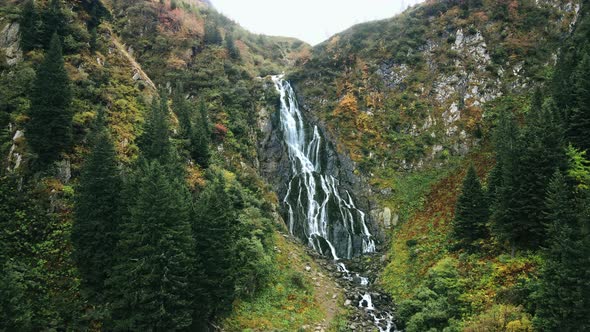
xmin=204 ymin=23 xmax=222 ymax=45
xmin=27 ymin=33 xmax=72 ymax=167
xmin=71 ymin=118 xmax=122 ymax=303
xmin=225 ymin=34 xmax=240 ymax=60
xmin=108 ymin=161 xmax=195 ymax=331
xmin=89 ymin=27 xmax=98 ymax=54
xmin=569 ymin=51 xmax=590 ymax=151
xmin=139 ymin=92 xmax=173 ymax=165
xmin=533 ymin=171 xmax=590 ymax=331
xmin=451 ymin=164 xmax=489 ymax=250
xmin=0 ymin=261 xmax=32 ymax=331
xmin=486 ymin=161 xmax=502 ymax=203
xmin=191 ymin=101 xmax=210 ymax=168
xmin=20 ymin=0 xmax=39 ymax=52
xmin=516 ymin=94 xmax=566 ymax=248
xmin=198 ymin=100 xmax=211 ymax=138
xmin=40 ymin=0 xmax=68 ymax=49
xmin=492 ymin=92 xmax=566 ymax=251
xmin=191 ymin=128 xmax=210 ymax=168
xmin=172 ymin=91 xmax=193 ymax=140
xmin=192 ymin=172 xmax=238 ymax=321
xmin=491 ymin=110 xmax=523 ymax=254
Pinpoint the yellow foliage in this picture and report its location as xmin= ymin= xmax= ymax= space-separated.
xmin=506 ymin=318 xmax=533 ymax=332
xmin=332 ymin=93 xmax=358 ymax=119
xmin=186 ymin=165 xmax=205 ymax=191
xmin=167 ymin=55 xmax=187 ymax=70
xmin=355 ymin=112 xmax=371 ymax=131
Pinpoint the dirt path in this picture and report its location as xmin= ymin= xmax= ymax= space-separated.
xmin=279 ymin=233 xmax=347 ymax=331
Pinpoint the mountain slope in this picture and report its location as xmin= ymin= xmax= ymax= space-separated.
xmin=0 ymin=0 xmax=336 ymax=330
xmin=287 ymin=0 xmax=584 ymax=329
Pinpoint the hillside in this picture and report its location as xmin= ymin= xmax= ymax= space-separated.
xmin=288 ymin=0 xmax=590 ymax=330
xmin=1 ymin=0 xmax=589 ymax=331
xmin=0 ymin=0 xmax=338 ymax=330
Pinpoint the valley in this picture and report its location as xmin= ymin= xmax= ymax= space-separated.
xmin=1 ymin=0 xmax=590 ymax=331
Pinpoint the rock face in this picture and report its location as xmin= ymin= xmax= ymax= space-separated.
xmin=0 ymin=22 xmax=22 ymax=66
xmin=258 ymin=77 xmax=385 ymax=257
xmin=6 ymin=129 xmax=24 ymax=172
xmin=371 ymin=207 xmax=396 ymax=229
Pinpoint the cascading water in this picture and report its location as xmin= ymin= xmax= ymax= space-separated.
xmin=272 ymin=75 xmax=398 ymax=332
xmin=272 ymin=75 xmax=375 ymax=260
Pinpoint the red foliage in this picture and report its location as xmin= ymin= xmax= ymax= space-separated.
xmin=213 ymin=123 xmax=228 ymax=140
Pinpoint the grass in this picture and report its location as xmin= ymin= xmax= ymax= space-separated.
xmin=223 ymin=232 xmax=345 ymax=331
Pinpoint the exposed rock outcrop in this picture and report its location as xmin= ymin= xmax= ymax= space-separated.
xmin=0 ymin=21 xmax=23 ymax=66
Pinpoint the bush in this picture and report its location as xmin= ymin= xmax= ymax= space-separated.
xmin=290 ymin=271 xmax=307 ymax=290
xmin=463 ymin=304 xmax=533 ymax=332
xmin=397 ymin=258 xmax=465 ymax=331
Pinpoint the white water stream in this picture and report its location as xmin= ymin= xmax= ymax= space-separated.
xmin=273 ymin=75 xmax=397 ymax=331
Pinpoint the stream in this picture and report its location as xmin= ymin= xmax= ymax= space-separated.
xmin=272 ymin=75 xmax=399 ymax=332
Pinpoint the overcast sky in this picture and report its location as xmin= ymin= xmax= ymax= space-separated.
xmin=211 ymin=0 xmax=423 ymax=45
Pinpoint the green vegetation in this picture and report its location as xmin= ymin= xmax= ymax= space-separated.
xmin=2 ymin=0 xmax=590 ymax=330
xmin=451 ymin=164 xmax=488 ymax=251
xmin=0 ymin=0 xmax=329 ymax=330
xmin=27 ymin=33 xmax=72 ymax=168
xmin=109 ymin=159 xmax=195 ymax=331
xmin=290 ymin=0 xmax=590 ymax=330
xmin=71 ymin=116 xmax=122 ymax=305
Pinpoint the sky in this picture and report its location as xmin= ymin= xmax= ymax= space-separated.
xmin=211 ymin=0 xmax=423 ymax=45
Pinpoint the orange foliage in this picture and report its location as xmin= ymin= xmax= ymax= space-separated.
xmin=186 ymin=164 xmax=206 ymax=192
xmin=156 ymin=0 xmax=204 ymax=37
xmin=213 ymin=123 xmax=228 ymax=140
xmin=463 ymin=105 xmax=483 ymax=133
xmin=166 ymin=55 xmax=187 ymax=69
xmin=472 ymin=11 xmax=489 ymax=24
xmin=332 ymin=93 xmax=358 ymax=119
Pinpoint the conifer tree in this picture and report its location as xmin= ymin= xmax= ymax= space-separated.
xmin=486 ymin=161 xmax=502 ymax=203
xmin=225 ymin=34 xmax=240 ymax=60
xmin=20 ymin=0 xmax=39 ymax=52
xmin=41 ymin=0 xmax=68 ymax=49
xmin=533 ymin=171 xmax=590 ymax=331
xmin=204 ymin=22 xmax=222 ymax=45
xmin=569 ymin=51 xmax=590 ymax=151
xmin=172 ymin=91 xmax=193 ymax=140
xmin=193 ymin=172 xmax=238 ymax=320
xmin=451 ymin=164 xmax=489 ymax=250
xmin=71 ymin=118 xmax=122 ymax=303
xmin=0 ymin=261 xmax=32 ymax=331
xmin=27 ymin=33 xmax=72 ymax=167
xmin=108 ymin=161 xmax=195 ymax=331
xmin=198 ymin=100 xmax=211 ymax=138
xmin=89 ymin=27 xmax=98 ymax=54
xmin=492 ymin=93 xmax=566 ymax=251
xmin=191 ymin=101 xmax=210 ymax=168
xmin=515 ymin=94 xmax=566 ymax=248
xmin=139 ymin=92 xmax=173 ymax=165
xmin=491 ymin=110 xmax=522 ymax=254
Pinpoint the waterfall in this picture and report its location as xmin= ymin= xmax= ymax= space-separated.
xmin=272 ymin=75 xmax=397 ymax=331
xmin=272 ymin=75 xmax=375 ymax=260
